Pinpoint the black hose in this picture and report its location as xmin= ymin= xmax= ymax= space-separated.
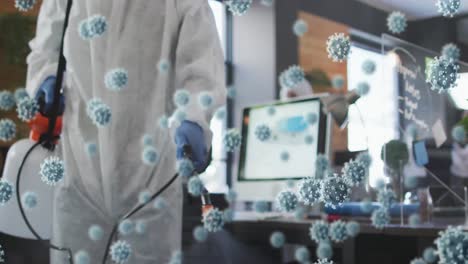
xmin=101 ymin=172 xmax=180 ymax=264
xmin=15 ymin=140 xmax=74 ymax=264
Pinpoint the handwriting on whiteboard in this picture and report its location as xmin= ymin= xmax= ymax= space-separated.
xmin=398 ymin=64 xmax=429 ymax=131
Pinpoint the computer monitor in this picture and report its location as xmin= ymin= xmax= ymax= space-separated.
xmin=234 ymin=95 xmax=331 ymax=201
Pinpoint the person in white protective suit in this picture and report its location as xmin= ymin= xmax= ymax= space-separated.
xmin=25 ymin=0 xmax=226 ymax=263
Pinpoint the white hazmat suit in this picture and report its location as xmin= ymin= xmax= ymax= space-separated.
xmin=26 ymin=0 xmax=225 ymax=263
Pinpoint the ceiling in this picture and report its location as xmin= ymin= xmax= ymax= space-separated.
xmin=355 ymin=0 xmax=468 ymax=20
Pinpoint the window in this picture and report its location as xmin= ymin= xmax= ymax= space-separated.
xmin=347 ymin=45 xmax=399 ymax=187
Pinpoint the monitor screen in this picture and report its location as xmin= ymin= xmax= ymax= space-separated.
xmin=238 ymin=97 xmax=329 ymax=181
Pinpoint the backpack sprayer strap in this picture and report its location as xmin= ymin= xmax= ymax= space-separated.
xmin=42 ymin=0 xmax=73 ymax=149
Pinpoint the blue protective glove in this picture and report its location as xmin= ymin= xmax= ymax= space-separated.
xmin=175 ymin=121 xmax=208 ymax=172
xmin=35 ymin=76 xmax=65 ymax=116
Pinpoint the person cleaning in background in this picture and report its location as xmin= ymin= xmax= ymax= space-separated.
xmin=26 ymin=0 xmax=225 ymax=263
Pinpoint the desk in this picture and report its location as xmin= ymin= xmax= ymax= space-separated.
xmin=223 ymin=212 xmax=457 ymax=264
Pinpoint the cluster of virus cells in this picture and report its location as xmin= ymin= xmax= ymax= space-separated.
xmin=78 ymin=15 xmax=108 ymax=40
xmin=86 ymin=98 xmax=112 ymax=127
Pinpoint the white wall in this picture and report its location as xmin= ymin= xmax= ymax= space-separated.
xmin=230 ymin=1 xmax=277 ymax=199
